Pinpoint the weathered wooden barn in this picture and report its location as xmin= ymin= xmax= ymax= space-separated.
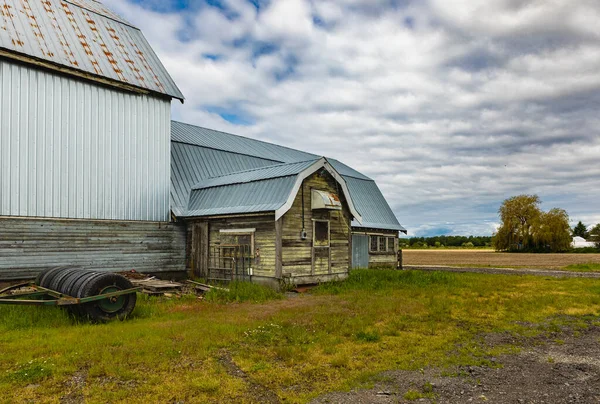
xmin=0 ymin=0 xmax=186 ymax=280
xmin=0 ymin=0 xmax=405 ymax=285
xmin=170 ymin=122 xmax=406 ymax=286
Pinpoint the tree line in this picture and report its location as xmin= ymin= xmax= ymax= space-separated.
xmin=400 ymin=235 xmax=492 ymax=248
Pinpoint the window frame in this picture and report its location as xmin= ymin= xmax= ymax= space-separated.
xmin=369 ymin=234 xmax=397 ymax=254
xmin=312 ymin=219 xmax=330 ymax=247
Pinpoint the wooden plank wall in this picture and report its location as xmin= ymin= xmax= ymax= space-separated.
xmin=205 ymin=215 xmax=276 ymax=278
xmin=367 ymin=230 xmax=398 ymax=268
xmin=281 ymin=171 xmax=352 ymax=277
xmin=0 ymin=216 xmax=187 ymax=280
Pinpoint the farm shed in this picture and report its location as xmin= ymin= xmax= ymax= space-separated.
xmin=0 ymin=0 xmax=186 ymax=280
xmin=171 ymin=122 xmax=406 ymax=286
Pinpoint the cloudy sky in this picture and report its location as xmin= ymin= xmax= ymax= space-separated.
xmin=106 ymin=0 xmax=600 ymax=236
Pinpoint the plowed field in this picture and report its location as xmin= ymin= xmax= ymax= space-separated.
xmin=403 ymin=249 xmax=600 ymax=269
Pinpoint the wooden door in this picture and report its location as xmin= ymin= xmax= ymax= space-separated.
xmin=312 ymin=220 xmax=330 ymax=274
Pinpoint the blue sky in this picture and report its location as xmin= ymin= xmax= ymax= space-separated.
xmin=106 ymin=0 xmax=600 ymax=236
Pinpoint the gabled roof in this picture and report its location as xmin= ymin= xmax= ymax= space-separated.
xmin=186 ymin=158 xmax=363 ymax=222
xmin=170 ymin=122 xmax=406 ymax=233
xmin=0 ymin=0 xmax=183 ymax=100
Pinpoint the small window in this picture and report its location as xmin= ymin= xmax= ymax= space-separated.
xmin=379 ymin=236 xmax=387 ymax=252
xmin=388 ymin=237 xmax=395 ymax=251
xmin=370 ymin=235 xmax=378 ymax=252
xmin=314 ymin=220 xmax=330 ymax=247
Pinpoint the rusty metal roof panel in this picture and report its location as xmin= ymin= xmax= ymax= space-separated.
xmin=0 ymin=0 xmax=183 ymax=100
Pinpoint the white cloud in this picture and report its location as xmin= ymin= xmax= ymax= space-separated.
xmin=110 ymin=0 xmax=600 ymax=236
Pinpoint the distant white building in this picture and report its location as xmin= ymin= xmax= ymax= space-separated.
xmin=572 ymin=237 xmax=596 ymax=248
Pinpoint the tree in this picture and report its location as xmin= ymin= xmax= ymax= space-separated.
xmin=493 ymin=195 xmax=571 ymax=252
xmin=493 ymin=195 xmax=541 ymax=251
xmin=572 ymin=221 xmax=589 ymax=238
xmin=538 ymin=208 xmax=572 ymax=252
xmin=589 ymin=224 xmax=600 ymax=247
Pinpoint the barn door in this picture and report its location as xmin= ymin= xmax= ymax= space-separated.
xmin=352 ymin=234 xmax=369 ymax=269
xmin=312 ymin=220 xmax=330 ymax=274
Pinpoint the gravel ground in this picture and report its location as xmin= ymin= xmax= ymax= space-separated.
xmin=312 ymin=326 xmax=600 ymax=404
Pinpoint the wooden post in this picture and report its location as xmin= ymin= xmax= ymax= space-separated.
xmin=397 ymin=249 xmax=403 ymax=270
xmin=200 ymin=222 xmax=209 ymax=278
xmin=348 ymin=228 xmax=353 ymax=272
xmin=275 ymin=217 xmax=283 ymax=279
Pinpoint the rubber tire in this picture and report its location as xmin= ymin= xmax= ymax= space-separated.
xmin=79 ymin=273 xmax=137 ymax=322
xmin=59 ymin=270 xmax=95 ymax=295
xmin=39 ymin=266 xmax=72 ymax=288
xmin=49 ymin=267 xmax=83 ymax=294
xmin=67 ymin=271 xmax=103 ymax=316
xmin=35 ymin=267 xmax=57 ymax=286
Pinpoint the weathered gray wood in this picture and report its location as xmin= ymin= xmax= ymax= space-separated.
xmin=0 ymin=217 xmax=187 ymax=280
xmin=275 ymin=217 xmax=283 ymax=279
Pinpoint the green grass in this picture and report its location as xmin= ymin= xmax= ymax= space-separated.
xmin=203 ymin=280 xmax=283 ymax=303
xmin=562 ymin=263 xmax=600 ymax=272
xmin=1 ymin=269 xmax=600 ymax=403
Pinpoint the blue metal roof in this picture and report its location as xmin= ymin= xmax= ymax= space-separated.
xmin=186 ymin=176 xmax=296 ymax=217
xmin=345 ymin=177 xmax=406 ymax=232
xmin=170 ymin=122 xmax=405 ymax=232
xmin=171 ymin=142 xmax=277 ymax=216
xmin=192 ymin=159 xmax=319 ymax=190
xmin=172 ymin=121 xmax=316 ymax=163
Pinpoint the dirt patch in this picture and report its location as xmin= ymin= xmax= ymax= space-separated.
xmin=312 ymin=326 xmax=600 ymax=404
xmin=60 ymin=367 xmax=88 ymax=404
xmin=403 ymin=250 xmax=600 ymax=270
xmin=219 ymin=350 xmax=280 ymax=403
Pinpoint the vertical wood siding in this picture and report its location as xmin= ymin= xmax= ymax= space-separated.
xmin=0 ymin=217 xmax=187 ymax=280
xmin=281 ymin=171 xmax=352 ymax=277
xmin=0 ymin=59 xmax=171 ymax=221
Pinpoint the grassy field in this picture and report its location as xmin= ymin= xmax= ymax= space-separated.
xmin=403 ymin=249 xmax=600 ymax=270
xmin=2 ymin=270 xmax=600 ymax=403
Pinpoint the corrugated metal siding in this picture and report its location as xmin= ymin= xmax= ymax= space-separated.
xmin=171 ymin=142 xmax=278 ymax=216
xmin=345 ymin=177 xmax=406 ymax=232
xmin=186 ymin=176 xmax=295 ymax=217
xmin=0 ymin=59 xmax=171 ymax=221
xmin=0 ymin=217 xmax=187 ymax=280
xmin=0 ymin=0 xmax=183 ymax=99
xmin=193 ymin=159 xmax=318 ymax=190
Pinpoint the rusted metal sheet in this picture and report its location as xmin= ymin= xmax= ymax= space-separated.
xmin=0 ymin=58 xmax=172 ymax=221
xmin=0 ymin=217 xmax=187 ymax=281
xmin=0 ymin=0 xmax=183 ymax=100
